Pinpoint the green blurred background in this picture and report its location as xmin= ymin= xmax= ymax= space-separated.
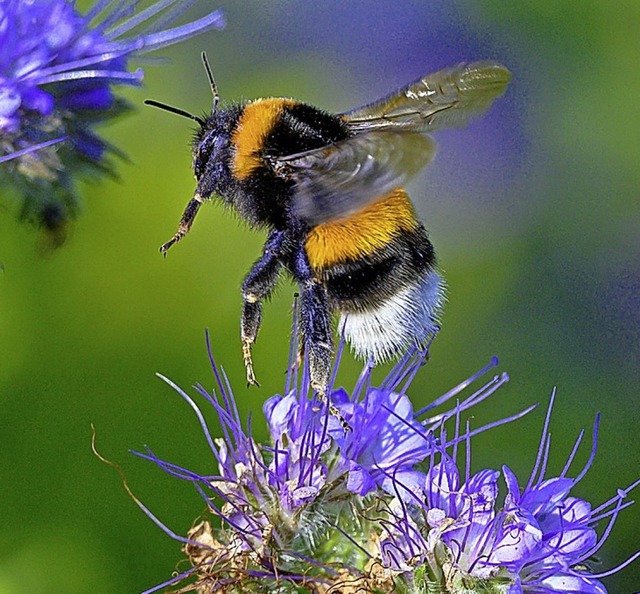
xmin=1 ymin=1 xmax=638 ymax=592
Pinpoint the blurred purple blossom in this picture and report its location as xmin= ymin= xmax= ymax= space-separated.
xmin=0 ymin=0 xmax=224 ymax=243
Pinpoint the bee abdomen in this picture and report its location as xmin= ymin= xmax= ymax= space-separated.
xmin=338 ymin=268 xmax=445 ymax=363
xmin=304 ymin=188 xmax=444 ymax=362
xmin=304 ymin=188 xmax=419 ymax=270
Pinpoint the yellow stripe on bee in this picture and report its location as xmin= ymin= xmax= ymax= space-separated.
xmin=305 ymin=188 xmax=419 ymax=271
xmin=231 ymin=98 xmax=298 ymax=180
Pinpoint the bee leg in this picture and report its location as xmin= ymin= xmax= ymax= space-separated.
xmin=309 ymin=337 xmax=351 ymax=432
xmin=293 ymin=249 xmax=351 ymax=431
xmin=160 ymin=195 xmax=203 ymax=255
xmin=241 ymin=302 xmax=260 ymax=387
xmin=241 ymin=230 xmax=285 ymax=387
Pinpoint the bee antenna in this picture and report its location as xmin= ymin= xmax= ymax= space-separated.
xmin=201 ymin=51 xmax=219 ymax=113
xmin=144 ymin=99 xmax=206 ymax=127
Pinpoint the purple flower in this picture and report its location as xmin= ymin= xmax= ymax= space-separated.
xmin=0 ymin=0 xmax=224 ymax=243
xmin=123 ymin=316 xmax=638 ymax=593
xmin=379 ymin=392 xmax=640 ymax=593
xmin=335 ymin=386 xmax=433 ymax=498
xmin=132 ymin=332 xmax=519 ymax=593
xmin=263 ymin=351 xmax=440 ymax=505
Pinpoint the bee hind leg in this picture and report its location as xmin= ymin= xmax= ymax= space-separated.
xmin=294 ymin=250 xmax=351 ymax=431
xmin=241 ymin=303 xmax=261 ymax=387
xmin=304 ymin=307 xmax=350 ymax=431
xmin=287 ymin=341 xmax=305 ymax=377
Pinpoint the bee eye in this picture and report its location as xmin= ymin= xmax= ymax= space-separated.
xmin=193 ymin=144 xmax=211 ymax=180
xmin=193 ymin=134 xmax=221 ymax=180
xmin=193 ymin=153 xmax=204 ymax=179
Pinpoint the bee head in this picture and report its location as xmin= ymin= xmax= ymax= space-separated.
xmin=146 ymin=52 xmax=224 ymax=254
xmin=190 ymin=115 xmax=231 ymax=200
xmin=145 ymin=51 xmax=222 ymax=200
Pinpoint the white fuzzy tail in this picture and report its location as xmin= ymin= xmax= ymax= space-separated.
xmin=339 ymin=270 xmax=445 ymax=363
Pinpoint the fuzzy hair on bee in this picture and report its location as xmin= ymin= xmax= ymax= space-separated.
xmin=146 ymin=53 xmax=511 ymax=426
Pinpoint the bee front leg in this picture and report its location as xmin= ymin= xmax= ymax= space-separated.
xmin=241 ymin=230 xmax=285 ymax=387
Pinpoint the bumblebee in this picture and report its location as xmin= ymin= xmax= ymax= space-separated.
xmin=147 ymin=53 xmax=510 ymax=416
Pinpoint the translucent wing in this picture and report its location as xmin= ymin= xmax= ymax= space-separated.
xmin=278 ymin=130 xmax=436 ymax=225
xmin=278 ymin=61 xmax=510 ymax=225
xmin=342 ymin=61 xmax=511 ymax=133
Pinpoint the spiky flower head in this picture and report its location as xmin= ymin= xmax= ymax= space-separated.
xmin=0 ymin=0 xmax=224 ymax=244
xmin=131 ymin=327 xmax=561 ymax=593
xmin=130 ymin=329 xmax=639 ymax=594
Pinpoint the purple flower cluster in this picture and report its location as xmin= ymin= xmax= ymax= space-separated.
xmin=0 ymin=0 xmax=224 ymax=242
xmin=133 ymin=334 xmax=638 ymax=593
xmin=380 ymin=393 xmax=640 ymax=593
xmin=137 ymin=340 xmax=487 ymax=591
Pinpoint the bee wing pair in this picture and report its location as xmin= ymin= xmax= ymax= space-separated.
xmin=279 ymin=61 xmax=511 ymax=225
